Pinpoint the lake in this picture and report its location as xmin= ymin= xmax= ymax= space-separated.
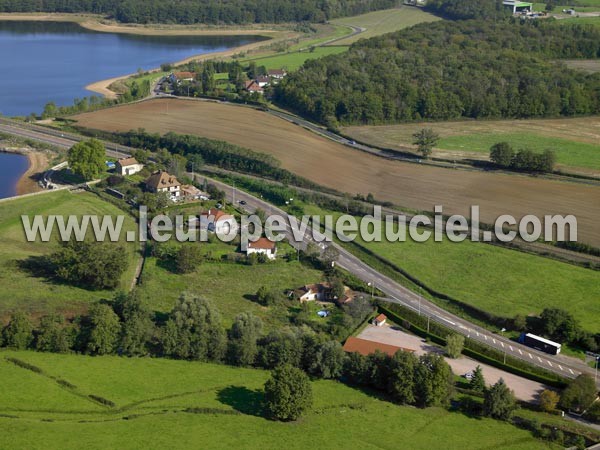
xmin=0 ymin=152 xmax=29 ymax=199
xmin=0 ymin=21 xmax=265 ymax=117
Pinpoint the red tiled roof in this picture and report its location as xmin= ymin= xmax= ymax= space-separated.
xmin=201 ymin=208 xmax=233 ymax=222
xmin=117 ymin=157 xmax=139 ymax=167
xmin=248 ymin=237 xmax=276 ymax=250
xmin=374 ymin=313 xmax=387 ymax=323
xmin=343 ymin=337 xmax=414 ymax=357
xmin=145 ymin=171 xmax=180 ymax=190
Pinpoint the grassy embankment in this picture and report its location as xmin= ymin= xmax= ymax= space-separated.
xmin=0 ymin=350 xmax=558 ymax=450
xmin=0 ymin=190 xmax=138 ymax=319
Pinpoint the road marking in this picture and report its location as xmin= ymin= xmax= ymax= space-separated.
xmin=484 ymin=335 xmax=488 ymax=340
xmin=476 ymin=332 xmax=479 ymax=337
xmin=558 ymin=365 xmax=563 ymax=371
xmin=569 ymin=368 xmax=574 ymax=375
xmin=537 ymin=356 xmax=542 ymax=362
xmin=528 ymin=353 xmax=533 ymax=359
xmin=548 ymin=361 xmax=553 ymax=367
xmin=509 ymin=345 xmax=513 ymax=351
xmin=492 ymin=339 xmax=496 ymax=344
xmin=500 ymin=342 xmax=504 ymax=348
xmin=518 ymin=349 xmax=522 ymax=355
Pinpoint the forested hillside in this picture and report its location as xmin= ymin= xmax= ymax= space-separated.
xmin=0 ymin=0 xmax=400 ymax=24
xmin=424 ymin=0 xmax=508 ymax=20
xmin=274 ymin=20 xmax=600 ymax=126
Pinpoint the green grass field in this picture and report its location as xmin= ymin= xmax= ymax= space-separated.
xmin=240 ymin=45 xmax=347 ymax=71
xmin=354 ymin=228 xmax=600 ymax=331
xmin=0 ymin=190 xmax=139 ymax=319
xmin=0 ymin=350 xmax=555 ymax=449
xmin=557 ymin=15 xmax=600 ymax=26
xmin=330 ymin=6 xmax=441 ymax=45
xmin=137 ymin=246 xmax=326 ymax=329
xmin=438 ymin=132 xmax=600 ymax=170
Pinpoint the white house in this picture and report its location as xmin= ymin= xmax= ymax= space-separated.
xmin=246 ymin=237 xmax=277 ymax=260
xmin=268 ymin=69 xmax=287 ymax=80
xmin=115 ymin=157 xmax=144 ymax=176
xmin=199 ymin=208 xmax=237 ymax=234
xmin=372 ymin=313 xmax=387 ymax=327
xmin=297 ymin=283 xmax=326 ymax=302
xmin=145 ymin=171 xmax=181 ymax=200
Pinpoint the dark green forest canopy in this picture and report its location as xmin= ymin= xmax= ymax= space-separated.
xmin=0 ymin=0 xmax=401 ymax=24
xmin=274 ymin=20 xmax=600 ymax=125
xmin=424 ymin=0 xmax=508 ymax=20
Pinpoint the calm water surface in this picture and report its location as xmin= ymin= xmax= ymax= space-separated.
xmin=0 ymin=152 xmax=29 ymax=199
xmin=0 ymin=21 xmax=265 ymax=116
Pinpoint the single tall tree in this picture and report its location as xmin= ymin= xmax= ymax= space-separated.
xmin=412 ymin=128 xmax=440 ymax=159
xmin=2 ymin=312 xmax=33 ymax=350
xmin=560 ymin=374 xmax=597 ymax=413
xmin=264 ymin=364 xmax=313 ymax=421
xmin=446 ymin=334 xmax=465 ymax=358
xmin=483 ymin=378 xmax=517 ymax=420
xmin=227 ymin=312 xmax=263 ymax=366
xmin=86 ymin=303 xmax=121 ymax=355
xmin=67 ymin=138 xmax=105 ymax=180
xmin=470 ymin=365 xmax=486 ymax=393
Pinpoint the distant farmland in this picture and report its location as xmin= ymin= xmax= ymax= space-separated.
xmin=343 ymin=117 xmax=600 ymax=172
xmin=72 ymin=98 xmax=600 ymax=246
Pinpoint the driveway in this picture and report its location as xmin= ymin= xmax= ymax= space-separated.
xmin=358 ymin=324 xmax=550 ymax=403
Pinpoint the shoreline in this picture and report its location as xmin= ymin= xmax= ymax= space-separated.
xmin=0 ymin=149 xmax=48 ymax=195
xmin=0 ymin=12 xmax=295 ymax=100
xmin=84 ymin=36 xmax=284 ymax=99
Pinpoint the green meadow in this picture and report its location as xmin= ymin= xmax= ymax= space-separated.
xmin=0 ymin=350 xmax=555 ymax=450
xmin=0 ymin=190 xmax=139 ymax=318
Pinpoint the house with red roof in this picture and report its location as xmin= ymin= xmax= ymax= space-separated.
xmin=199 ymin=208 xmax=237 ymax=234
xmin=244 ymin=80 xmax=264 ymax=94
xmin=372 ymin=313 xmax=387 ymax=327
xmin=245 ymin=237 xmax=277 ymax=260
xmin=342 ymin=336 xmax=414 ymax=357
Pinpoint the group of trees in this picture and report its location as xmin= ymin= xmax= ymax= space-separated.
xmin=0 ymin=0 xmax=399 ymax=24
xmin=538 ymin=308 xmax=600 ymax=353
xmin=424 ymin=0 xmax=508 ymax=20
xmin=47 ymin=237 xmax=129 ymax=290
xmin=275 ymin=20 xmax=600 ymax=126
xmin=490 ymin=142 xmax=556 ymax=173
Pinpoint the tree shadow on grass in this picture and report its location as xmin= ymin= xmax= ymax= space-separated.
xmin=216 ymin=385 xmax=265 ymax=417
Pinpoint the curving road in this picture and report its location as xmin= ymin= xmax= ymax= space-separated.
xmin=1 ymin=117 xmax=597 ymax=386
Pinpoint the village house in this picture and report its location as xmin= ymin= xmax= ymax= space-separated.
xmin=244 ymin=80 xmax=264 ymax=94
xmin=115 ymin=157 xmax=144 ymax=176
xmin=255 ymin=75 xmax=270 ymax=88
xmin=180 ymin=184 xmax=210 ymax=201
xmin=245 ymin=237 xmax=277 ymax=260
xmin=145 ymin=171 xmax=181 ymax=200
xmin=295 ymin=282 xmax=354 ymax=305
xmin=199 ymin=208 xmax=237 ymax=234
xmin=372 ymin=313 xmax=387 ymax=327
xmin=267 ymin=69 xmax=287 ymax=80
xmin=169 ymin=71 xmax=196 ymax=84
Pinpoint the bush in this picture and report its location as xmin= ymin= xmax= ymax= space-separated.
xmin=264 ymin=364 xmax=313 ymax=421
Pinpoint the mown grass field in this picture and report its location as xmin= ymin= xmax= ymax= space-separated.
xmin=0 ymin=190 xmax=139 ymax=320
xmin=354 ymin=228 xmax=600 ymax=332
xmin=0 ymin=350 xmax=555 ymax=449
xmin=342 ymin=117 xmax=600 ymax=171
xmin=330 ymin=6 xmax=441 ymax=45
xmin=240 ymin=45 xmax=347 ymax=71
xmin=71 ymin=99 xmax=600 ymax=246
xmin=137 ymin=250 xmax=325 ymax=329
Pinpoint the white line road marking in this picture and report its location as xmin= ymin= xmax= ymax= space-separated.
xmin=509 ymin=346 xmax=513 ymax=351
xmin=537 ymin=357 xmax=542 ymax=362
xmin=548 ymin=361 xmax=553 ymax=367
xmin=484 ymin=335 xmax=488 ymax=340
xmin=569 ymin=369 xmax=574 ymax=375
xmin=518 ymin=349 xmax=522 ymax=355
xmin=529 ymin=353 xmax=533 ymax=359
xmin=500 ymin=342 xmax=504 ymax=348
xmin=476 ymin=332 xmax=479 ymax=337
xmin=492 ymin=339 xmax=496 ymax=344
xmin=558 ymin=365 xmax=563 ymax=371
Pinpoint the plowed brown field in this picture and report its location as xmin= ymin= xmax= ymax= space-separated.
xmin=72 ymin=98 xmax=600 ymax=246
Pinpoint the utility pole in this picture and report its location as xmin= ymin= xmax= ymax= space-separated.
xmin=232 ymin=181 xmax=235 ymax=205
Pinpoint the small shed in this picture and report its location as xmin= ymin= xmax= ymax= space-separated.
xmin=373 ymin=313 xmax=387 ymax=327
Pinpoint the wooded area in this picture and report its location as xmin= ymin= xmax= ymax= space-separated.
xmin=275 ymin=19 xmax=600 ymax=125
xmin=0 ymin=0 xmax=401 ymax=24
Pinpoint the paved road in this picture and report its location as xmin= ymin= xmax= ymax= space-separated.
xmin=1 ymin=118 xmax=597 ymax=385
xmin=205 ymin=176 xmax=598 ymax=386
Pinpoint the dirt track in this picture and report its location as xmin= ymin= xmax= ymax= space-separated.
xmin=72 ymin=98 xmax=600 ymax=246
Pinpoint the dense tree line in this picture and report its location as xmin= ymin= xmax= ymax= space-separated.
xmin=490 ymin=142 xmax=556 ymax=173
xmin=275 ymin=20 xmax=600 ymax=126
xmin=0 ymin=0 xmax=401 ymax=24
xmin=424 ymin=0 xmax=508 ymax=20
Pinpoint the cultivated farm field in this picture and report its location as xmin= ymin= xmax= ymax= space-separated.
xmin=330 ymin=6 xmax=441 ymax=45
xmin=342 ymin=117 xmax=600 ymax=172
xmin=0 ymin=350 xmax=554 ymax=450
xmin=0 ymin=191 xmax=139 ymax=320
xmin=72 ymin=99 xmax=600 ymax=246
